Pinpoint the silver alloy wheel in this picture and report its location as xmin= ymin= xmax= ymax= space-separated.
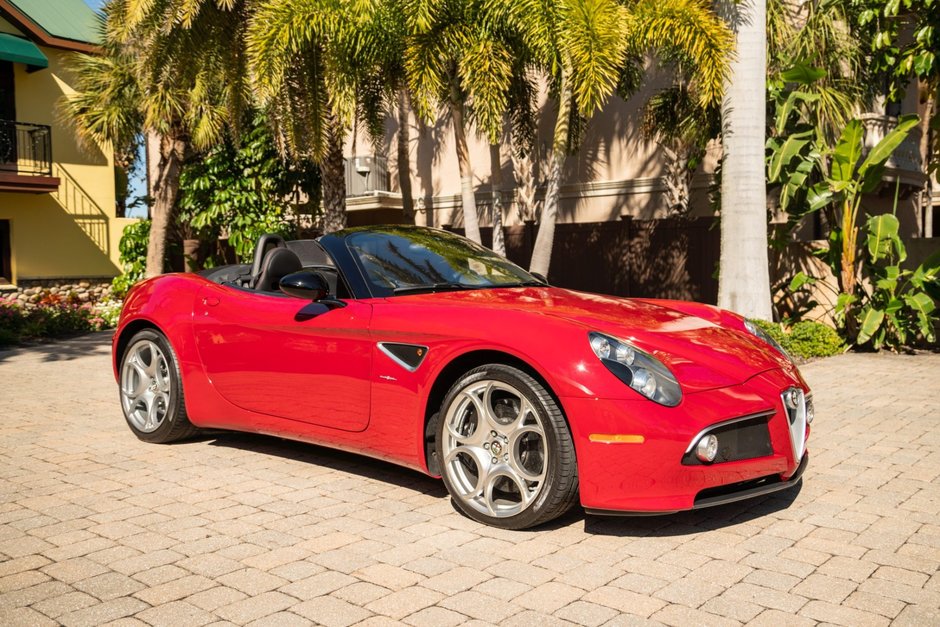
xmin=120 ymin=339 xmax=171 ymax=433
xmin=441 ymin=379 xmax=548 ymax=518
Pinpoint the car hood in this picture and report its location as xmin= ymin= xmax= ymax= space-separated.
xmin=398 ymin=286 xmax=787 ymax=392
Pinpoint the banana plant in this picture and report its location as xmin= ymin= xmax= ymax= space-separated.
xmin=823 ymin=113 xmax=920 ymax=298
xmin=765 ymin=65 xmax=829 ymax=243
xmin=849 ymin=213 xmax=940 ymax=350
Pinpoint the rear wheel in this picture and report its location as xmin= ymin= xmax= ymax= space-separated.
xmin=436 ymin=364 xmax=578 ymax=529
xmin=119 ymin=329 xmax=197 ymax=443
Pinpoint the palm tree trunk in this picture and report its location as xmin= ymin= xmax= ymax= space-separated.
xmin=451 ymin=83 xmax=481 ymax=243
xmin=717 ymin=0 xmax=772 ymax=320
xmin=397 ymin=89 xmax=415 ymax=223
xmin=489 ymin=143 xmax=506 ymax=256
xmin=321 ymin=116 xmax=347 ymax=234
xmin=146 ymin=131 xmax=188 ymax=278
xmin=530 ymin=70 xmax=572 ymax=278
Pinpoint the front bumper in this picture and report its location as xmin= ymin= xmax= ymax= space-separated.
xmin=564 ymin=368 xmax=810 ymax=513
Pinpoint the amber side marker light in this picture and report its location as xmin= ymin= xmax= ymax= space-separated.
xmin=589 ymin=434 xmax=645 ymax=444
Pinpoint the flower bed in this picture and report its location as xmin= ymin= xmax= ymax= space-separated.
xmin=0 ymin=291 xmax=121 ymax=347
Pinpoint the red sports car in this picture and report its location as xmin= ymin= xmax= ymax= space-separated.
xmin=113 ymin=226 xmax=811 ymax=529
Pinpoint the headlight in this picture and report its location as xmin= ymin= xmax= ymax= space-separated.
xmin=588 ymin=332 xmax=682 ymax=406
xmin=744 ymin=320 xmax=792 ymax=362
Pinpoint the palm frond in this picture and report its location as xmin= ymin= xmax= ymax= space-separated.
xmin=627 ymin=0 xmax=734 ymax=107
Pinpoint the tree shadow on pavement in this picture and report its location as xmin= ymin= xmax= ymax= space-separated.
xmin=0 ymin=330 xmax=114 ymax=363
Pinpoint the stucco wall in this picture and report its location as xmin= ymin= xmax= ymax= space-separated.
xmin=362 ymin=69 xmax=703 ymax=229
xmin=0 ymin=28 xmax=127 ymax=282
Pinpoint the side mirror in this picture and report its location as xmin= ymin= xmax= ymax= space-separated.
xmin=279 ymin=271 xmax=329 ymax=301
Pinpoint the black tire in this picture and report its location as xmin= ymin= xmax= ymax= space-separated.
xmin=436 ymin=364 xmax=578 ymax=529
xmin=118 ymin=328 xmax=198 ymax=443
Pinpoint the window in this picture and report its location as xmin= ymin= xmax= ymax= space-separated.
xmin=0 ymin=220 xmax=11 ymax=283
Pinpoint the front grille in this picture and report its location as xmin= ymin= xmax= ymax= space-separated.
xmin=682 ymin=414 xmax=773 ymax=465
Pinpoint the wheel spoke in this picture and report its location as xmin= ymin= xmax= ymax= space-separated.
xmin=122 ymin=364 xmax=148 ymax=399
xmin=509 ymin=427 xmax=546 ymax=483
xmin=154 ymin=360 xmax=170 ymax=393
xmin=138 ymin=390 xmax=154 ymax=430
xmin=500 ymin=465 xmax=536 ymax=507
xmin=482 ymin=472 xmax=503 ymax=516
xmin=128 ymin=354 xmax=148 ymax=383
xmin=445 ymin=391 xmax=488 ymax=446
xmin=443 ymin=446 xmax=492 ymax=500
xmin=139 ymin=342 xmax=158 ymax=377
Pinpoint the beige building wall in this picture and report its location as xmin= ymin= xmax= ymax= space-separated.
xmin=347 ymin=71 xmax=711 ymax=230
xmin=0 ymin=17 xmax=133 ymax=283
xmin=348 ymin=69 xmax=931 ymax=244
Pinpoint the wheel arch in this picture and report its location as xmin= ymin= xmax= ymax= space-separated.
xmin=114 ymin=319 xmax=165 ymax=371
xmin=422 ymin=349 xmax=569 ymax=476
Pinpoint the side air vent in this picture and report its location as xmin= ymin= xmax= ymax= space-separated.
xmin=378 ymin=343 xmax=429 ymax=372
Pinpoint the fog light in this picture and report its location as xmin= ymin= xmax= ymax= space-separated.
xmin=784 ymin=388 xmax=801 ymax=409
xmin=696 ymin=434 xmax=719 ymax=463
xmin=806 ymin=397 xmax=814 ymax=424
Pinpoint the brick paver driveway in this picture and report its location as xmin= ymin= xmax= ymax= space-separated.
xmin=1 ymin=332 xmax=938 ymax=626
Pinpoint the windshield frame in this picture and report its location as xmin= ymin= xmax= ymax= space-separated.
xmin=341 ymin=227 xmax=542 ymax=298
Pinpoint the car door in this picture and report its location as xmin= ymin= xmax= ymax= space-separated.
xmin=192 ymin=282 xmax=373 ymax=432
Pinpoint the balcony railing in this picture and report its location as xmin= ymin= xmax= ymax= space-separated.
xmin=859 ymin=113 xmax=924 ymax=186
xmin=345 ymin=154 xmax=390 ymax=197
xmin=0 ymin=120 xmax=53 ymax=177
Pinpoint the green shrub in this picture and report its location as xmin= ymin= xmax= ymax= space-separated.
xmin=785 ymin=321 xmax=845 ymax=359
xmin=112 ymin=219 xmax=151 ymax=298
xmin=751 ymin=318 xmax=844 ymax=360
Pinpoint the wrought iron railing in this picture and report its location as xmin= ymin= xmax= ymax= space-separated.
xmin=0 ymin=120 xmax=53 ymax=177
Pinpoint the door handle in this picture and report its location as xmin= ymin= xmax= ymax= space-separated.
xmin=202 ymin=297 xmax=219 ymax=307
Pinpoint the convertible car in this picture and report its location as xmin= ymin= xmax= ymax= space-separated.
xmin=113 ymin=225 xmax=811 ymax=529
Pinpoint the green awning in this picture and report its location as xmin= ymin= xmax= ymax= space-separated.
xmin=0 ymin=33 xmax=48 ymax=70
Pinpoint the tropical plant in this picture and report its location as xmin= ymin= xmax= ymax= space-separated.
xmin=177 ymin=117 xmax=319 ymax=264
xmin=815 ymin=114 xmax=920 ymax=299
xmin=111 ymin=219 xmax=152 ymax=298
xmin=400 ymin=0 xmax=520 ymax=245
xmin=852 ymin=0 xmax=940 ymax=173
xmin=489 ymin=0 xmax=732 ymax=277
xmin=766 ymin=65 xmax=830 ymax=239
xmin=841 ymin=214 xmax=940 ymax=349
xmin=642 ymin=85 xmax=720 ymax=215
xmin=768 ymin=0 xmax=873 ymax=144
xmin=248 ymin=0 xmax=404 ymax=234
xmin=63 ymin=0 xmax=252 ymax=278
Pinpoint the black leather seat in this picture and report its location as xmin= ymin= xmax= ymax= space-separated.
xmin=249 ymin=234 xmax=287 ymax=288
xmin=254 ymin=247 xmax=302 ymax=292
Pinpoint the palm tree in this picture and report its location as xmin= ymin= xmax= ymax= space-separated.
xmin=249 ymin=0 xmax=406 ymax=234
xmin=491 ymin=0 xmax=733 ymax=277
xmin=402 ymin=0 xmax=514 ymax=244
xmin=64 ymin=0 xmax=250 ymax=277
xmin=396 ymin=88 xmax=416 ymax=222
xmin=716 ymin=0 xmax=771 ymax=319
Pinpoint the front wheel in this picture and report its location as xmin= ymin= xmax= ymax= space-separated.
xmin=436 ymin=364 xmax=578 ymax=529
xmin=119 ymin=329 xmax=197 ymax=443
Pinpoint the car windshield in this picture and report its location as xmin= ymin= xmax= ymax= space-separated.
xmin=346 ymin=228 xmax=541 ymax=297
